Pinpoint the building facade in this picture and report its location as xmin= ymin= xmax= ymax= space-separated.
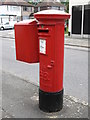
xmin=0 ymin=5 xmax=21 ymax=23
xmin=68 ymin=0 xmax=90 ymax=38
xmin=0 ymin=0 xmax=34 ymax=23
xmin=34 ymin=0 xmax=66 ymax=13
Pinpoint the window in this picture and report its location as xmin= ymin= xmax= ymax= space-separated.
xmin=51 ymin=6 xmax=58 ymax=10
xmin=12 ymin=6 xmax=20 ymax=11
xmin=72 ymin=5 xmax=82 ymax=34
xmin=38 ymin=7 xmax=40 ymax=11
xmin=7 ymin=5 xmax=8 ymax=11
xmin=60 ymin=7 xmax=64 ymax=11
xmin=23 ymin=6 xmax=27 ymax=11
xmin=5 ymin=22 xmax=9 ymax=25
xmin=30 ymin=7 xmax=32 ymax=12
xmin=83 ymin=4 xmax=90 ymax=34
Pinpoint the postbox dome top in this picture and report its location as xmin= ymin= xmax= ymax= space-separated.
xmin=35 ymin=9 xmax=69 ymax=15
xmin=34 ymin=10 xmax=70 ymax=20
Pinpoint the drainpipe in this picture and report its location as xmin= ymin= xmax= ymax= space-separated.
xmin=21 ymin=6 xmax=23 ymax=21
xmin=81 ymin=5 xmax=84 ymax=38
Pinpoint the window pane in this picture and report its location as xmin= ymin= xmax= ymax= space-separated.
xmin=83 ymin=4 xmax=90 ymax=34
xmin=72 ymin=6 xmax=82 ymax=34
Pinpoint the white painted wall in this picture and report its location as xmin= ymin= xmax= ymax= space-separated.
xmin=0 ymin=5 xmax=21 ymax=23
xmin=68 ymin=0 xmax=71 ymax=33
xmin=0 ymin=5 xmax=21 ymax=16
xmin=71 ymin=0 xmax=89 ymax=6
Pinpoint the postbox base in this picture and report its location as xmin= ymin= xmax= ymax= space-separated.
xmin=39 ymin=89 xmax=63 ymax=112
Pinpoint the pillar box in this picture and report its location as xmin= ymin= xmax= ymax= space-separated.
xmin=34 ymin=10 xmax=70 ymax=112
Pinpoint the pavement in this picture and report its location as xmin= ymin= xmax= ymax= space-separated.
xmin=0 ymin=29 xmax=89 ymax=48
xmin=65 ymin=36 xmax=89 ymax=48
xmin=2 ymin=71 xmax=88 ymax=118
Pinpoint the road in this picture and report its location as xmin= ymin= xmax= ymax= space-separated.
xmin=0 ymin=30 xmax=88 ymax=104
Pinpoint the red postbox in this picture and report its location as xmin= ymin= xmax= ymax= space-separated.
xmin=34 ymin=10 xmax=70 ymax=112
xmin=14 ymin=19 xmax=39 ymax=63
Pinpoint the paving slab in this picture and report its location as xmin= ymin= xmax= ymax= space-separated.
xmin=65 ymin=37 xmax=89 ymax=48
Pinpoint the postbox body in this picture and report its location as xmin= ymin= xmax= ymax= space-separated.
xmin=15 ymin=19 xmax=39 ymax=63
xmin=38 ymin=24 xmax=64 ymax=92
xmin=34 ymin=10 xmax=70 ymax=112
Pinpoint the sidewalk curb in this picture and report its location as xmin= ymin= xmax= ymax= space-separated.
xmin=0 ymin=36 xmax=15 ymax=39
xmin=0 ymin=36 xmax=89 ymax=48
xmin=64 ymin=43 xmax=89 ymax=48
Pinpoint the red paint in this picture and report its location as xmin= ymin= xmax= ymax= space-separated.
xmin=15 ymin=20 xmax=39 ymax=63
xmin=34 ymin=10 xmax=70 ymax=92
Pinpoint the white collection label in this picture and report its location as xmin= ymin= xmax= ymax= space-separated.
xmin=40 ymin=39 xmax=46 ymax=54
